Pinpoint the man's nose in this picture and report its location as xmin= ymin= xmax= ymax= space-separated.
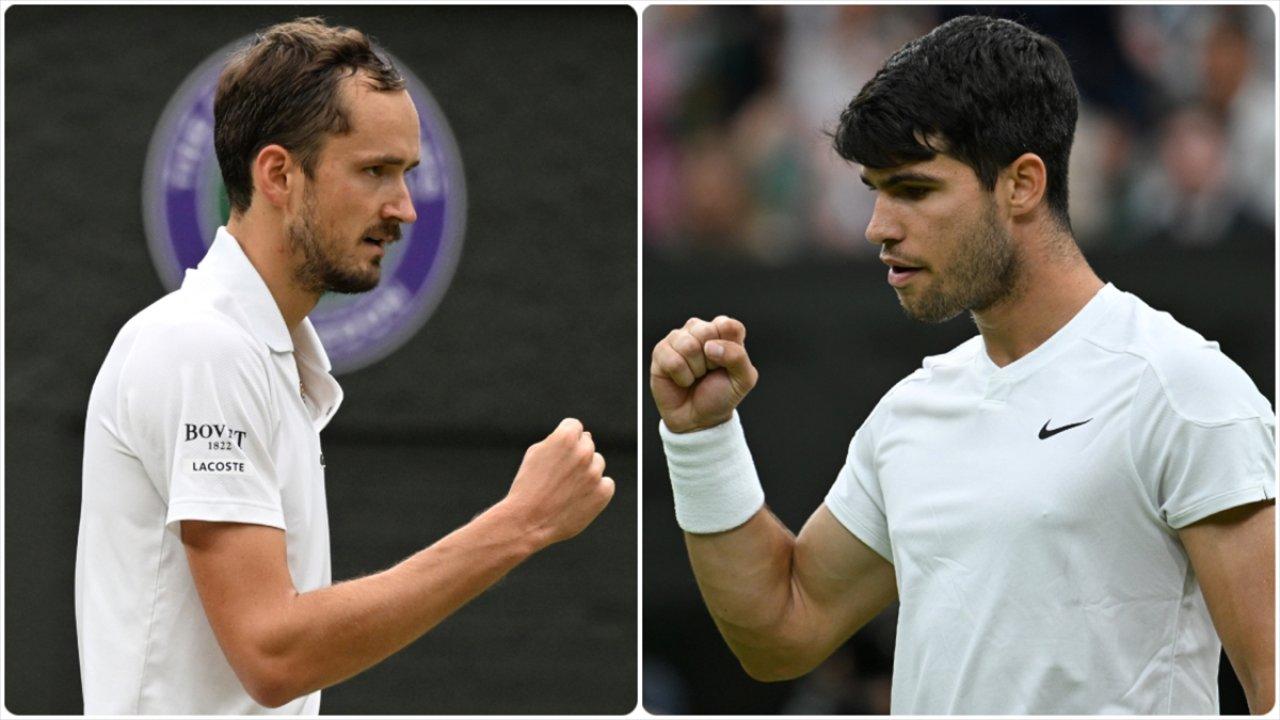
xmin=864 ymin=195 xmax=901 ymax=247
xmin=384 ymin=178 xmax=418 ymax=224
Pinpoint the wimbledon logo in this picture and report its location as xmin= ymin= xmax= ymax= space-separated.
xmin=143 ymin=39 xmax=466 ymax=375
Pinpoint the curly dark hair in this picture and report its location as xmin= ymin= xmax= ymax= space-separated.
xmin=214 ymin=17 xmax=405 ymax=214
xmin=834 ymin=15 xmax=1079 ymax=230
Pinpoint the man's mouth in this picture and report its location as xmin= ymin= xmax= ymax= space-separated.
xmin=363 ymin=234 xmax=401 ymax=250
xmin=362 ymin=224 xmax=403 ymax=249
xmin=883 ymin=258 xmax=925 ymax=288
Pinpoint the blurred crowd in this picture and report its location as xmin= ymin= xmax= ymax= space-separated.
xmin=643 ymin=6 xmax=1276 ymax=262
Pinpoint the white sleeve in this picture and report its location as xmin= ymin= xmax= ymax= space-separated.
xmin=119 ymin=317 xmax=285 ymax=531
xmin=823 ymin=417 xmax=893 ymax=563
xmin=1129 ymin=353 xmax=1276 ymax=530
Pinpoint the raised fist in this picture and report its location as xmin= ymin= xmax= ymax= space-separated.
xmin=504 ymin=418 xmax=615 ymax=549
xmin=650 ymin=315 xmax=759 ymax=433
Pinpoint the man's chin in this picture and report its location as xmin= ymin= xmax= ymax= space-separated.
xmin=899 ymin=294 xmax=964 ymax=324
xmin=324 ymin=270 xmax=380 ymax=295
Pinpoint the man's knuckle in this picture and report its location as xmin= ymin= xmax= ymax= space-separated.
xmin=693 ymin=320 xmax=722 ymax=342
xmin=598 ymin=479 xmax=615 ymax=501
xmin=670 ymin=362 xmax=693 ymax=382
xmin=673 ymin=331 xmax=699 ymax=351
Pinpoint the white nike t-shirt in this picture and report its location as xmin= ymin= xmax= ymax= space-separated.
xmin=825 ymin=283 xmax=1275 ymax=714
xmin=75 ymin=228 xmax=343 ymax=714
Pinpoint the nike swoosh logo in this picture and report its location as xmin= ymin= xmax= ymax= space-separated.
xmin=1039 ymin=418 xmax=1092 ymax=440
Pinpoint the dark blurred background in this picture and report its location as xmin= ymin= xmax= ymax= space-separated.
xmin=643 ymin=5 xmax=1274 ymax=715
xmin=5 ymin=5 xmax=636 ymax=714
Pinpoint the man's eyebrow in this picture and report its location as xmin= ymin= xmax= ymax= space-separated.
xmin=860 ymin=171 xmax=941 ymax=189
xmin=363 ymin=155 xmax=421 ymax=171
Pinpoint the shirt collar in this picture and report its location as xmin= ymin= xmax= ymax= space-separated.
xmin=976 ymin=282 xmax=1120 ymax=378
xmin=185 ymin=227 xmax=345 ymax=428
xmin=187 ymin=226 xmax=295 ymax=354
xmin=293 ymin=318 xmax=344 ymax=429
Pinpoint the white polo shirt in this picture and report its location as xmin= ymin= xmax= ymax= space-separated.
xmin=825 ymin=283 xmax=1275 ymax=714
xmin=76 ymin=227 xmax=343 ymax=714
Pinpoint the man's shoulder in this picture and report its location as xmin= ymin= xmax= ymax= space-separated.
xmin=920 ymin=334 xmax=985 ymax=372
xmin=113 ymin=285 xmax=265 ymax=376
xmin=1084 ymin=290 xmax=1271 ymax=424
xmin=88 ymin=285 xmax=275 ymax=451
xmin=895 ymin=334 xmax=984 ymax=391
xmin=870 ymin=335 xmax=984 ymax=417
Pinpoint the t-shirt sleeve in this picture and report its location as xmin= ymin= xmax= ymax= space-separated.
xmin=824 ymin=416 xmax=893 ymax=563
xmin=1130 ymin=352 xmax=1277 ymax=530
xmin=119 ymin=317 xmax=285 ymax=531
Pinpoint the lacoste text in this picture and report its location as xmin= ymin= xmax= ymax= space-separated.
xmin=189 ymin=460 xmax=247 ymax=473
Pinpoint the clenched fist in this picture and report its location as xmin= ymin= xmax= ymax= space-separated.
xmin=503 ymin=418 xmax=615 ymax=550
xmin=650 ymin=315 xmax=759 ymax=433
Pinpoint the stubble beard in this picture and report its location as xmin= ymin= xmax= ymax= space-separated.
xmin=900 ymin=200 xmax=1021 ymax=323
xmin=288 ymin=189 xmax=381 ymax=295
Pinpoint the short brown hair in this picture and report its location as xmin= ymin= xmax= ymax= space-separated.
xmin=214 ymin=17 xmax=405 ymax=214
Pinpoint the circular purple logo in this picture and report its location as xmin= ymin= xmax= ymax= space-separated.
xmin=143 ymin=38 xmax=466 ymax=375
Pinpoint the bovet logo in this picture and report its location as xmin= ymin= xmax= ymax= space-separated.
xmin=184 ymin=423 xmax=247 ymax=448
xmin=142 ymin=36 xmax=467 ymax=375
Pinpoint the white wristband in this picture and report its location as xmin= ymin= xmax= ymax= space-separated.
xmin=660 ymin=411 xmax=765 ymax=534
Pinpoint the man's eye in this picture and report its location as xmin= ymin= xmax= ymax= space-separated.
xmin=899 ymin=186 xmax=929 ymax=200
xmin=365 ymin=166 xmax=383 ymax=177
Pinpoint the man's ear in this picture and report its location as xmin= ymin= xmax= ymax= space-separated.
xmin=1003 ymin=152 xmax=1048 ymax=220
xmin=250 ymin=144 xmax=296 ymax=211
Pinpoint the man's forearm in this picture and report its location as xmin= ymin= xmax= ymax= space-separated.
xmin=186 ymin=418 xmax=611 ymax=708
xmin=252 ymin=502 xmax=540 ymax=705
xmin=660 ymin=412 xmax=806 ymax=676
xmin=685 ymin=508 xmax=813 ymax=680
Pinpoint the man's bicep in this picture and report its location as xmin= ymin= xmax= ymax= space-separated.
xmin=181 ymin=521 xmax=296 ymax=670
xmin=1179 ymin=500 xmax=1274 ymax=639
xmin=793 ymin=505 xmax=897 ymax=644
xmin=1179 ymin=501 xmax=1275 ymax=708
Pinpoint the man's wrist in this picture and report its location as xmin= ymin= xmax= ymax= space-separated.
xmin=480 ymin=500 xmax=546 ymax=559
xmin=660 ymin=410 xmax=765 ymax=534
xmin=659 ymin=411 xmax=733 ymax=434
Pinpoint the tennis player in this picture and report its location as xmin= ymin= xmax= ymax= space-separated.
xmin=76 ymin=18 xmax=613 ymax=714
xmin=652 ymin=15 xmax=1273 ymax=714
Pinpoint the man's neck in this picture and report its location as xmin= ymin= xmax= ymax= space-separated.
xmin=225 ymin=214 xmax=321 ymax=330
xmin=972 ymin=239 xmax=1104 ymax=368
